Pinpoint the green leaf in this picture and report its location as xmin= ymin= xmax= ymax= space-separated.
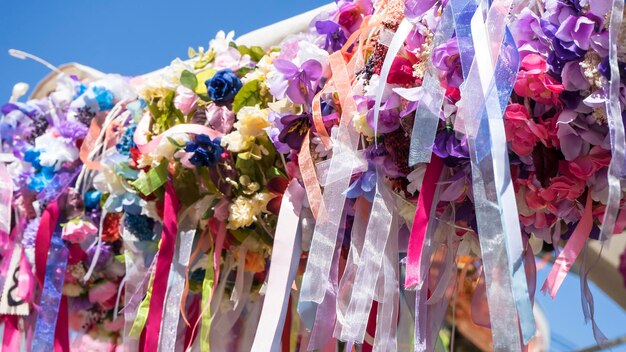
xmin=232 ymin=79 xmax=260 ymax=113
xmin=132 ymin=159 xmax=169 ymax=196
xmin=173 ymin=167 xmax=201 ymax=207
xmin=180 ymin=70 xmax=198 ymax=90
xmin=236 ymin=154 xmax=262 ymax=182
xmin=235 ymin=66 xmax=254 ymax=77
xmin=249 ymin=46 xmax=266 ymax=62
xmin=265 ymin=166 xmax=284 ymax=180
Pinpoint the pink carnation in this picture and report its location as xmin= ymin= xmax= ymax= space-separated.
xmin=62 ymin=219 xmax=98 ymax=244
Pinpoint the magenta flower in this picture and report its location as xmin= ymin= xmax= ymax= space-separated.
xmin=273 ymin=59 xmax=323 ymax=105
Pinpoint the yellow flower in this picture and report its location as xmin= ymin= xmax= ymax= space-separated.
xmin=353 ymin=111 xmax=375 ymax=138
xmin=234 ymin=106 xmax=270 ymax=137
xmin=221 ymin=131 xmax=255 ymax=153
xmin=228 ymin=196 xmax=255 ymax=229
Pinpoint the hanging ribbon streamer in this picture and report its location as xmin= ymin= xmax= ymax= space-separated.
xmin=541 ymin=192 xmax=592 ymax=298
xmin=133 ymin=115 xmax=222 ymax=154
xmin=159 ymin=195 xmax=213 ymax=352
xmin=452 ymin=0 xmax=535 ymax=348
xmin=251 ymin=180 xmax=305 ymax=352
xmin=32 ymin=232 xmax=69 ymax=352
xmin=2 ymin=315 xmax=20 ymax=351
xmin=336 ymin=169 xmax=394 ymax=343
xmin=142 ymin=182 xmax=181 ymax=352
xmin=300 ymin=51 xmax=360 ymax=304
xmin=599 ymin=0 xmax=625 ymax=240
xmin=405 ymin=155 xmax=443 ymax=289
xmin=0 ymin=161 xmax=12 ymax=245
xmin=299 ymin=133 xmax=323 ymax=219
xmin=407 ymin=3 xmax=455 ymax=165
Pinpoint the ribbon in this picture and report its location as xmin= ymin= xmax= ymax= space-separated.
xmin=199 ymin=253 xmax=214 ymax=352
xmin=299 ymin=133 xmax=323 ymax=219
xmin=133 ymin=113 xmax=222 ymax=154
xmin=452 ymin=0 xmax=535 ymax=347
xmin=0 ymin=161 xmax=12 ymax=245
xmin=407 ymin=3 xmax=455 ymax=165
xmin=336 ymin=169 xmax=394 ymax=343
xmin=404 ymin=155 xmax=443 ymax=289
xmin=251 ymin=180 xmax=305 ymax=352
xmin=599 ymin=0 xmax=625 ymax=240
xmin=372 ymin=18 xmax=413 ymax=143
xmin=300 ymin=51 xmax=360 ymax=304
xmin=159 ymin=196 xmax=213 ymax=352
xmin=32 ymin=232 xmax=69 ymax=352
xmin=2 ymin=315 xmax=19 ymax=351
xmin=142 ymin=181 xmax=181 ymax=352
xmin=541 ymin=192 xmax=592 ymax=298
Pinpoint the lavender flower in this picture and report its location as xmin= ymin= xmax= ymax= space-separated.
xmin=315 ymin=20 xmax=347 ymax=52
xmin=273 ymin=59 xmax=322 ymax=105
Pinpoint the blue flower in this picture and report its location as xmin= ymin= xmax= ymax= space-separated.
xmin=84 ymin=190 xmax=102 ymax=210
xmin=185 ymin=134 xmax=223 ymax=167
xmin=116 ymin=125 xmax=137 ymax=156
xmin=205 ymin=69 xmax=242 ymax=103
xmin=24 ymin=149 xmax=42 ymax=170
xmin=92 ymin=86 xmax=115 ymax=110
xmin=345 ymin=166 xmax=377 ymax=202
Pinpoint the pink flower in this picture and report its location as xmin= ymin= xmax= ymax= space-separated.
xmin=174 ymin=86 xmax=199 ymax=115
xmin=71 ymin=333 xmax=117 ymax=352
xmin=387 ymin=56 xmax=416 ymax=85
xmin=504 ymin=104 xmax=547 ymax=156
xmin=205 ymin=103 xmax=235 ymax=134
xmin=88 ymin=280 xmax=117 ymax=304
xmin=539 ymin=176 xmax=585 ymax=203
xmin=61 ymin=219 xmax=98 ymax=244
xmin=568 ymin=146 xmax=611 ymax=180
xmin=514 ymin=54 xmax=564 ymax=105
xmin=103 ymin=316 xmax=124 ymax=332
xmin=338 ymin=0 xmax=373 ymax=33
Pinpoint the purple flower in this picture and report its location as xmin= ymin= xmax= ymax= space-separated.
xmin=87 ymin=243 xmax=112 ymax=270
xmin=273 ymin=59 xmax=323 ymax=105
xmin=509 ymin=8 xmax=551 ymax=57
xmin=58 ymin=120 xmax=89 ymax=140
xmin=345 ymin=165 xmax=377 ymax=202
xmin=204 ymin=103 xmax=235 ymax=134
xmin=433 ymin=129 xmax=469 ymax=160
xmin=404 ymin=0 xmax=438 ymax=22
xmin=277 ymin=112 xmax=311 ymax=150
xmin=431 ymin=38 xmax=464 ymax=87
xmin=555 ymin=15 xmax=596 ymax=50
xmin=315 ymin=20 xmax=347 ymax=52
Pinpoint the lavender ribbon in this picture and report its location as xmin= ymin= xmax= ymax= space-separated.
xmin=32 ymin=233 xmax=68 ymax=352
xmin=408 ymin=2 xmax=455 ymax=165
xmin=452 ymin=0 xmax=534 ymax=348
xmin=599 ymin=0 xmax=625 ymax=241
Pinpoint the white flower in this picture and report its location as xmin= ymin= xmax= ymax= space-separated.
xmin=295 ymin=41 xmax=329 ymax=68
xmin=353 ymin=112 xmax=375 ymax=138
xmin=137 ymin=133 xmax=189 ymax=168
xmin=221 ymin=131 xmax=254 ymax=153
xmin=34 ymin=132 xmax=79 ymax=170
xmin=364 ymin=74 xmax=397 ymax=101
xmin=210 ymin=30 xmax=235 ymax=54
xmin=228 ymin=196 xmax=255 ymax=229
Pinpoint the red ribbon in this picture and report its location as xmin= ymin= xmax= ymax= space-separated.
xmin=34 ymin=201 xmax=70 ymax=351
xmin=142 ymin=182 xmax=180 ymax=351
xmin=404 ymin=155 xmax=444 ymax=289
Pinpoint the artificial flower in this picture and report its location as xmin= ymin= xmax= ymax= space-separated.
xmin=235 ymin=106 xmax=271 ymax=137
xmin=62 ymin=218 xmax=98 ymax=244
xmin=205 ymin=69 xmax=242 ymax=103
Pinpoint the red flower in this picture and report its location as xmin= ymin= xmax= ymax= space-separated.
xmin=514 ymin=54 xmax=564 ymax=105
xmin=102 ymin=213 xmax=121 ymax=242
xmin=266 ymin=176 xmax=290 ymax=215
xmin=568 ymin=146 xmax=611 ymax=180
xmin=387 ymin=56 xmax=415 ymax=85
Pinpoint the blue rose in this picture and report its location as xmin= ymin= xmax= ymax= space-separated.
xmin=205 ymin=69 xmax=242 ymax=102
xmin=185 ymin=134 xmax=224 ymax=167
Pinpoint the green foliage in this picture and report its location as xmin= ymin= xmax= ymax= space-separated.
xmin=232 ymin=79 xmax=260 ymax=113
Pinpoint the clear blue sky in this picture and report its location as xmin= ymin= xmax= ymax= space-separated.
xmin=1 ymin=1 xmax=626 ymax=350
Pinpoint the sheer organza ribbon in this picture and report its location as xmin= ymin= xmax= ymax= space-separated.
xmin=599 ymin=0 xmax=625 ymax=241
xmin=251 ymin=180 xmax=305 ymax=351
xmin=452 ymin=0 xmax=534 ymax=348
xmin=142 ymin=182 xmax=181 ymax=351
xmin=300 ymin=51 xmax=360 ymax=304
xmin=159 ymin=195 xmax=214 ymax=352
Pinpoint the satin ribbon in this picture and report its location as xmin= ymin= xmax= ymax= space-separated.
xmin=452 ymin=0 xmax=534 ymax=348
xmin=336 ymin=169 xmax=394 ymax=343
xmin=133 ymin=113 xmax=222 ymax=154
xmin=541 ymin=192 xmax=592 ymax=298
xmin=300 ymin=51 xmax=360 ymax=304
xmin=0 ymin=161 xmax=12 ymax=245
xmin=404 ymin=155 xmax=443 ymax=289
xmin=408 ymin=3 xmax=455 ymax=165
xmin=599 ymin=0 xmax=625 ymax=241
xmin=251 ymin=180 xmax=305 ymax=352
xmin=2 ymin=315 xmax=19 ymax=351
xmin=142 ymin=182 xmax=181 ymax=352
xmin=32 ymin=231 xmax=69 ymax=352
xmin=159 ymin=196 xmax=213 ymax=352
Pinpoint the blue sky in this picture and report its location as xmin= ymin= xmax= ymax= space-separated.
xmin=1 ymin=1 xmax=626 ymax=350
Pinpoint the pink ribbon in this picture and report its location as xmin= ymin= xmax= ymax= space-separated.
xmin=0 ymin=161 xmax=12 ymax=247
xmin=142 ymin=182 xmax=180 ymax=352
xmin=541 ymin=192 xmax=593 ymax=298
xmin=133 ymin=112 xmax=222 ymax=154
xmin=251 ymin=180 xmax=304 ymax=351
xmin=404 ymin=155 xmax=443 ymax=289
xmin=2 ymin=315 xmax=19 ymax=351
